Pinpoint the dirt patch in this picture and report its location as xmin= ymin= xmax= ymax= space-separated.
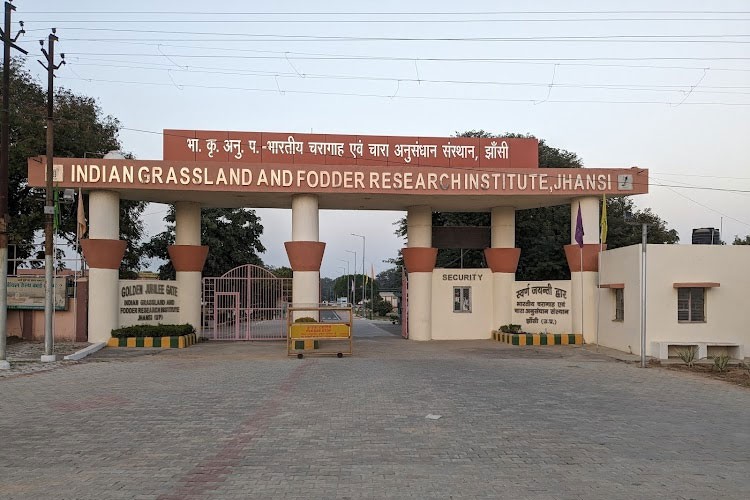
xmin=661 ymin=363 xmax=750 ymax=389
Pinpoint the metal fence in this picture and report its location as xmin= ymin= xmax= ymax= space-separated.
xmin=202 ymin=264 xmax=292 ymax=340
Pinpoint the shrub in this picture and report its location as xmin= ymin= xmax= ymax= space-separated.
xmin=111 ymin=324 xmax=195 ymax=339
xmin=713 ymin=354 xmax=730 ymax=373
xmin=374 ymin=300 xmax=393 ymax=317
xmin=294 ymin=317 xmax=317 ymax=323
xmin=677 ymin=347 xmax=698 ymax=368
xmin=499 ymin=324 xmax=522 ymax=334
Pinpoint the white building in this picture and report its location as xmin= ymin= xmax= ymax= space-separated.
xmin=598 ymin=244 xmax=748 ymax=360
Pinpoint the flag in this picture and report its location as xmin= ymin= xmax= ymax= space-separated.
xmin=600 ymin=194 xmax=607 ymax=244
xmin=77 ymin=188 xmax=87 ymax=240
xmin=574 ymin=202 xmax=584 ymax=248
xmin=351 ymin=279 xmax=355 ymax=294
xmin=371 ymin=264 xmax=375 ymax=282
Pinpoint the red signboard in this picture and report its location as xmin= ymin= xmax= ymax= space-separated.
xmin=163 ymin=129 xmax=539 ymax=169
xmin=28 ymin=157 xmax=647 ymax=198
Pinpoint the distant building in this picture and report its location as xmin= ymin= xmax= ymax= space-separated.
xmin=379 ymin=292 xmax=398 ymax=308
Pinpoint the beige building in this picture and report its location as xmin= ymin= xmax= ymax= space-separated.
xmin=598 ymin=244 xmax=748 ymax=360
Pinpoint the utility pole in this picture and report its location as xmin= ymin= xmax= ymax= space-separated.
xmin=352 ymin=233 xmax=366 ymax=318
xmin=0 ymin=0 xmax=27 ymax=370
xmin=39 ymin=28 xmax=64 ymax=363
xmin=625 ymin=211 xmax=651 ymax=368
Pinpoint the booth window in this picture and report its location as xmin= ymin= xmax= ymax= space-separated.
xmin=614 ymin=288 xmax=624 ymax=321
xmin=677 ymin=287 xmax=705 ymax=322
xmin=453 ymin=287 xmax=471 ymax=313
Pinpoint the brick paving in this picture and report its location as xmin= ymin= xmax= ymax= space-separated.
xmin=0 ymin=319 xmax=748 ymax=499
xmin=0 ymin=340 xmax=89 ymax=378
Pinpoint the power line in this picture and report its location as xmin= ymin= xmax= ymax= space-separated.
xmin=62 ymin=60 xmax=750 ymax=96
xmin=658 ymin=185 xmax=750 ymax=228
xmin=18 ymin=17 xmax=750 ymax=24
xmin=59 ymin=52 xmax=750 ymax=62
xmin=18 ymin=28 xmax=750 ymax=42
xmin=56 ymin=75 xmax=750 ymax=106
xmin=63 ymin=48 xmax=750 ymax=72
xmin=20 ymin=10 xmax=750 ymax=15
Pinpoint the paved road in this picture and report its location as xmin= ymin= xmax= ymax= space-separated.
xmin=1 ymin=319 xmax=748 ymax=499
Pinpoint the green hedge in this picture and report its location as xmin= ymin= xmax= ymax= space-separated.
xmin=294 ymin=317 xmax=317 ymax=323
xmin=111 ymin=324 xmax=195 ymax=339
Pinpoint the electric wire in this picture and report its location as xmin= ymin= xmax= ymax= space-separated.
xmin=60 ymin=60 xmax=750 ymax=96
xmin=54 ymin=75 xmax=750 ymax=106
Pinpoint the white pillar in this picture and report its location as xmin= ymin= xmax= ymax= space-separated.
xmin=175 ymin=202 xmax=202 ymax=331
xmin=570 ymin=197 xmax=600 ymax=245
xmin=491 ymin=207 xmax=515 ymax=248
xmin=88 ymin=191 xmax=120 ymax=343
xmin=490 ymin=207 xmax=515 ymax=329
xmin=291 ymin=195 xmax=320 ymax=310
xmin=570 ymin=197 xmax=600 ymax=342
xmin=407 ymin=205 xmax=432 ymax=341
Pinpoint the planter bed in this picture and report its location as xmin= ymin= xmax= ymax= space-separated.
xmin=492 ymin=331 xmax=583 ymax=346
xmin=107 ymin=333 xmax=197 ymax=349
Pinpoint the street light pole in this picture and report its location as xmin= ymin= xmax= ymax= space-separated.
xmin=345 ymin=249 xmax=357 ymax=310
xmin=352 ymin=233 xmax=366 ymax=318
xmin=338 ymin=259 xmax=350 ymax=304
xmin=640 ymin=223 xmax=648 ymax=369
xmin=0 ymin=0 xmax=27 ymax=370
xmin=625 ymin=212 xmax=651 ymax=368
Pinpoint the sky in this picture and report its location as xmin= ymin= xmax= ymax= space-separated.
xmin=15 ymin=1 xmax=750 ymax=278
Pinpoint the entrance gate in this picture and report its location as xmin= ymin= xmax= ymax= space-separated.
xmin=202 ymin=265 xmax=292 ymax=340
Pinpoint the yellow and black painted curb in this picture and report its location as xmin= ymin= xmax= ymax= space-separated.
xmin=492 ymin=331 xmax=583 ymax=346
xmin=107 ymin=333 xmax=198 ymax=348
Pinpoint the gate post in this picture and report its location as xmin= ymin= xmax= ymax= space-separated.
xmin=169 ymin=201 xmax=208 ymax=333
xmin=403 ymin=205 xmax=436 ymax=341
xmin=484 ymin=207 xmax=520 ymax=331
xmin=565 ymin=197 xmax=601 ymax=343
xmin=80 ymin=190 xmax=126 ymax=343
xmin=286 ymin=195 xmax=324 ymax=320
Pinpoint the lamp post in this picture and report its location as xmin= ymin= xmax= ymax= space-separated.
xmin=351 ymin=233 xmax=366 ymax=318
xmin=338 ymin=259 xmax=350 ymax=304
xmin=345 ymin=249 xmax=357 ymax=310
xmin=336 ymin=266 xmax=346 ymax=304
xmin=625 ymin=212 xmax=651 ymax=368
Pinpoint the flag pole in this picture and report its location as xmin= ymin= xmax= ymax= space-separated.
xmin=574 ymin=202 xmax=585 ymax=343
xmin=596 ymin=238 xmax=605 ymax=351
xmin=579 ymin=245 xmax=584 ymax=342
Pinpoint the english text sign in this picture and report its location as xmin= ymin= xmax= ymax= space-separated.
xmin=119 ymin=280 xmax=180 ymax=327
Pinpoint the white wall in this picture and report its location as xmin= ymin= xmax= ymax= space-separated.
xmin=432 ymin=269 xmax=493 ymax=340
xmin=598 ymin=244 xmax=750 ymax=357
xmin=597 ymin=245 xmax=641 ymax=354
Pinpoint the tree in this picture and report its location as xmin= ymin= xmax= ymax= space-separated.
xmin=375 ymin=266 xmax=402 ymax=290
xmin=5 ymin=60 xmax=146 ymax=277
xmin=733 ymin=235 xmax=750 ymax=245
xmin=143 ymin=207 xmax=266 ymax=279
xmin=267 ymin=265 xmax=292 ymax=278
xmin=332 ymin=274 xmax=376 ymax=304
xmin=393 ymin=131 xmax=678 ymax=280
xmin=603 ymin=197 xmax=679 ymax=250
xmin=373 ymin=296 xmax=393 ymax=316
xmin=319 ymin=277 xmax=335 ymax=302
